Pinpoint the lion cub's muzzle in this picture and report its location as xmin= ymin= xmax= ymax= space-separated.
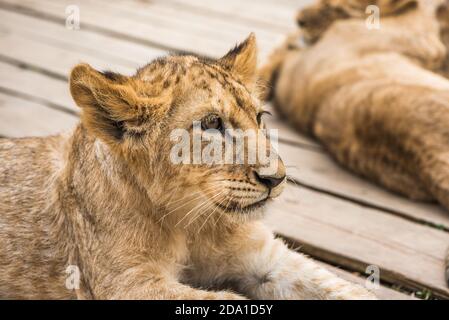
xmin=252 ymin=157 xmax=286 ymax=199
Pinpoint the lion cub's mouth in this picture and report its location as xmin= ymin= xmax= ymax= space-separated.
xmin=213 ymin=197 xmax=269 ymax=214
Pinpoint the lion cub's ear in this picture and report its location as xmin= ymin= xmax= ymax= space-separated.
xmin=70 ymin=64 xmax=142 ymax=145
xmin=218 ymin=33 xmax=258 ymax=90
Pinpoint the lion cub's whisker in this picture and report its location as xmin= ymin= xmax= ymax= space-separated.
xmin=157 ymin=184 xmax=223 ymax=223
xmin=175 ymin=190 xmax=225 ymax=227
xmin=163 ymin=183 xmax=223 ymax=207
xmin=188 ymin=191 xmax=229 ymax=229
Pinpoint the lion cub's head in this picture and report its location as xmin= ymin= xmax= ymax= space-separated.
xmin=69 ymin=34 xmax=286 ymax=225
xmin=296 ymin=0 xmax=419 ymax=44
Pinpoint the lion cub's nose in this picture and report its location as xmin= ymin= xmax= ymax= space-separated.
xmin=254 ymin=171 xmax=286 ymax=189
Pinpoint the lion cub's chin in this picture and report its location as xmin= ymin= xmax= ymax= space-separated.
xmin=221 ymin=184 xmax=286 ymax=221
xmin=269 ymin=181 xmax=286 ymax=198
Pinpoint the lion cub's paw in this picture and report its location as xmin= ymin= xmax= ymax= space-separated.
xmin=203 ymin=291 xmax=247 ymax=300
xmin=332 ymin=286 xmax=377 ymax=300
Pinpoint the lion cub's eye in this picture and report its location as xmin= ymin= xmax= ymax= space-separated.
xmin=257 ymin=111 xmax=272 ymax=125
xmin=201 ymin=114 xmax=223 ymax=132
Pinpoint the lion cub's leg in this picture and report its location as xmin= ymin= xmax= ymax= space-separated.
xmin=93 ymin=264 xmax=245 ymax=300
xmin=110 ymin=280 xmax=245 ymax=300
xmin=187 ymin=223 xmax=376 ymax=300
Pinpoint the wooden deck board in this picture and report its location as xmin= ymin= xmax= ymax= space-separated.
xmin=0 ymin=61 xmax=76 ymax=114
xmin=150 ymin=0 xmax=298 ymax=31
xmin=315 ymin=261 xmax=417 ymax=300
xmin=0 ymin=0 xmax=448 ymax=299
xmin=278 ymin=143 xmax=449 ymax=230
xmin=0 ymin=0 xmax=280 ymax=61
xmin=0 ymin=8 xmax=166 ymax=68
xmin=0 ymin=0 xmax=311 ymax=63
xmin=0 ymin=92 xmax=77 ymax=137
xmin=266 ymin=186 xmax=449 ymax=298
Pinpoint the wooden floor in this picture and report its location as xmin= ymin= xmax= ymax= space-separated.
xmin=0 ymin=0 xmax=448 ymax=300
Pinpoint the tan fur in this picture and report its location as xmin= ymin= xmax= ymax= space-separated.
xmin=0 ymin=35 xmax=375 ymax=299
xmin=261 ymin=0 xmax=449 ymax=209
xmin=437 ymin=1 xmax=449 ymax=78
xmin=295 ymin=0 xmax=422 ymax=44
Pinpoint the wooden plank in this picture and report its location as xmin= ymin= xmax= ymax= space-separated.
xmin=314 ymin=261 xmax=417 ymax=300
xmin=265 ymin=184 xmax=449 ymax=298
xmin=134 ymin=0 xmax=295 ymax=32
xmin=0 ymin=92 xmax=78 ymax=137
xmin=0 ymin=0 xmax=283 ymax=62
xmin=0 ymin=8 xmax=167 ymax=77
xmin=0 ymin=8 xmax=166 ymax=68
xmin=90 ymin=0 xmax=285 ymax=61
xmin=0 ymin=61 xmax=77 ymax=114
xmin=278 ymin=142 xmax=449 ymax=230
xmin=0 ymin=24 xmax=133 ymax=77
xmin=153 ymin=0 xmax=306 ymax=31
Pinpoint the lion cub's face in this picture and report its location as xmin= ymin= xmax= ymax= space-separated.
xmin=296 ymin=0 xmax=419 ymax=44
xmin=70 ymin=34 xmax=286 ymax=223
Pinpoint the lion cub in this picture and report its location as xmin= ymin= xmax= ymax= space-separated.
xmin=0 ymin=35 xmax=374 ymax=299
xmin=261 ymin=0 xmax=449 ymax=212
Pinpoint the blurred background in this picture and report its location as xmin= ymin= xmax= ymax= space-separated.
xmin=0 ymin=0 xmax=448 ymax=300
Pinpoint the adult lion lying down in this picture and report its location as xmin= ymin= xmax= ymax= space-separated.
xmin=261 ymin=0 xmax=449 ymax=211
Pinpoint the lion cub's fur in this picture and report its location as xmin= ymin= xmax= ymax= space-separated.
xmin=0 ymin=35 xmax=374 ymax=299
xmin=438 ymin=1 xmax=449 ymax=78
xmin=261 ymin=0 xmax=449 ymax=210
